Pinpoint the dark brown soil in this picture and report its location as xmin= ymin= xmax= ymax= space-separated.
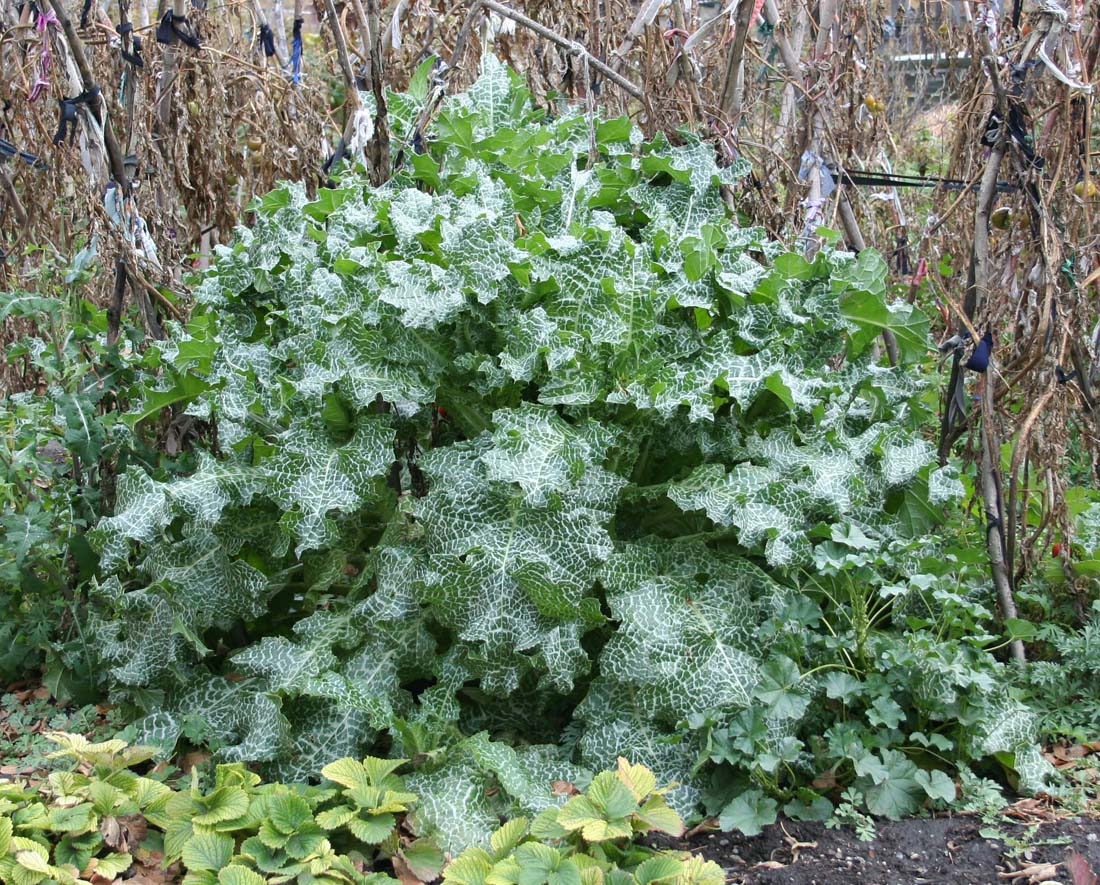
xmin=670 ymin=815 xmax=1100 ymax=885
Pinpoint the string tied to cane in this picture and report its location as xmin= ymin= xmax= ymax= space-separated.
xmin=28 ymin=7 xmax=59 ymax=102
xmin=52 ymin=87 xmax=100 ymax=146
xmin=258 ymin=22 xmax=276 ymax=56
xmin=290 ymin=17 xmax=304 ymax=84
xmin=156 ymin=10 xmax=202 ymax=48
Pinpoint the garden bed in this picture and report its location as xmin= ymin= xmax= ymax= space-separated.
xmin=5 ymin=685 xmax=1100 ymax=885
xmin=681 ymin=814 xmax=1100 ymax=884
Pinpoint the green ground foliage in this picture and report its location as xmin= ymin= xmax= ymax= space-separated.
xmin=2 ymin=57 xmax=1098 ymax=853
xmin=1 ymin=733 xmax=705 ymax=885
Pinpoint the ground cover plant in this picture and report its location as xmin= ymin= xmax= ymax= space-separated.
xmin=31 ymin=56 xmax=1072 ymax=852
xmin=1 ymin=732 xmax=714 ymax=885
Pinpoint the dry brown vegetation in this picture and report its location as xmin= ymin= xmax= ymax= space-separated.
xmin=2 ymin=0 xmax=1100 ymax=602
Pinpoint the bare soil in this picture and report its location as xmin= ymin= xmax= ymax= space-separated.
xmin=673 ymin=815 xmax=1100 ymax=885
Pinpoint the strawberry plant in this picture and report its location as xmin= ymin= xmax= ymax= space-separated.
xmin=442 ymin=759 xmax=722 ymax=885
xmin=1 ymin=734 xmax=713 ymax=885
xmin=0 ymin=733 xmax=423 ymax=885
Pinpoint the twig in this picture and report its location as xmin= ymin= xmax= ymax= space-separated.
xmin=609 ymin=0 xmax=664 ymax=74
xmin=321 ymin=0 xmax=365 ymax=176
xmin=964 ymin=38 xmax=1025 ymax=655
xmin=760 ymin=0 xmax=802 ymax=83
xmin=981 ymin=367 xmax=1027 ymax=663
xmin=323 ymin=0 xmax=362 ymax=112
xmin=815 ymin=0 xmax=837 ymax=59
xmin=478 ymin=0 xmax=644 ymax=100
xmin=1005 ymin=340 xmax=1062 ymax=595
xmin=364 ymin=0 xmax=390 ymax=184
xmin=268 ymin=0 xmax=289 ymax=63
xmin=346 ymin=0 xmax=374 ymax=82
xmin=939 ymin=139 xmax=1007 ymax=461
xmin=0 ymin=164 xmax=28 ymax=227
xmin=107 ymin=255 xmax=127 ymax=347
xmin=251 ymin=0 xmax=287 ymax=67
xmin=46 ymin=0 xmax=128 ymax=188
xmin=449 ymin=0 xmax=482 ymax=68
xmin=154 ymin=0 xmax=190 ymax=135
xmin=922 ymin=169 xmax=987 ymax=238
xmin=719 ymin=0 xmax=755 ymax=120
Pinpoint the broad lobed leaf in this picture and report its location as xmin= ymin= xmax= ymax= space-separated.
xmin=81 ymin=53 xmax=1003 ymax=851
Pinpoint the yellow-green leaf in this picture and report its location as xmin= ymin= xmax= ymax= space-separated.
xmin=10 ymin=865 xmax=47 ymax=885
xmin=88 ymin=852 xmax=134 ymax=878
xmin=15 ymin=851 xmax=50 ymax=875
xmin=320 ymin=759 xmax=371 ymax=791
xmin=484 ymin=856 xmax=523 ymax=885
xmin=47 ymin=862 xmax=80 ymax=885
xmin=361 ymin=757 xmax=407 ymax=786
xmin=315 ymin=806 xmax=357 ymax=829
xmin=442 ymin=849 xmax=494 ymax=885
xmin=633 ymin=855 xmax=682 ymax=885
xmin=580 ymin=819 xmax=632 ymax=843
xmin=615 ymin=759 xmax=656 ymax=802
xmin=193 ymin=787 xmax=250 ymax=826
xmin=489 ymin=818 xmax=528 ymax=859
xmin=635 ymin=796 xmax=683 ymax=837
xmin=182 ymin=831 xmax=234 ymax=872
xmin=676 ymin=856 xmax=725 ymax=885
xmin=217 ymin=864 xmax=266 ymax=885
xmin=10 ymin=838 xmax=49 ymax=862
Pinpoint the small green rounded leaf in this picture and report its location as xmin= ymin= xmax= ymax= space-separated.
xmin=268 ymin=794 xmax=313 ymax=834
xmin=633 ymin=855 xmax=683 ymax=885
xmin=182 ymin=831 xmax=234 ymax=872
xmin=489 ymin=818 xmax=528 ymax=859
xmin=347 ymin=813 xmax=396 ymax=844
xmin=218 ymin=864 xmax=267 ymax=885
xmin=89 ymin=852 xmax=133 ymax=879
xmin=194 ymin=788 xmax=249 ymax=826
xmin=718 ymin=790 xmax=778 ymax=837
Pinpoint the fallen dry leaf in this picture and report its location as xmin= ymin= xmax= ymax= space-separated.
xmin=551 ymin=780 xmax=580 ymax=797
xmin=997 ymin=862 xmax=1061 ymax=882
xmin=178 ymin=751 xmax=211 ymax=774
xmin=683 ymin=817 xmax=719 ymax=839
xmin=1066 ymin=850 xmax=1099 ymax=885
xmin=126 ymin=860 xmax=180 ymax=885
xmin=1043 ymin=752 xmax=1078 ymax=771
xmin=101 ymin=814 xmax=148 ymax=852
xmin=391 ymin=853 xmax=425 ymax=885
xmin=752 ymin=861 xmax=787 ymax=870
xmin=775 ymin=821 xmax=818 ymax=864
xmin=1003 ymin=797 xmax=1058 ymax=824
